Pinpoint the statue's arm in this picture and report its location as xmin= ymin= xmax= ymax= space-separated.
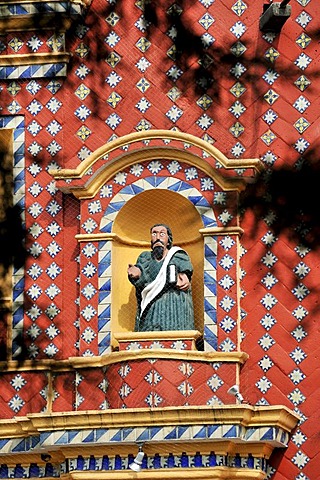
xmin=128 ymin=252 xmax=150 ymax=288
xmin=172 ymin=250 xmax=193 ymax=280
xmin=170 ymin=250 xmax=193 ymax=291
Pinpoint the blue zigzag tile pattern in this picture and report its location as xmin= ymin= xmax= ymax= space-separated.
xmin=97 ymin=175 xmax=217 ymax=355
xmin=0 ymin=116 xmax=25 ymax=358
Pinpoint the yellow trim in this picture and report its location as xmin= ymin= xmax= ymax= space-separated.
xmin=199 ymin=226 xmax=244 ymax=236
xmin=75 ymin=231 xmax=202 ymax=247
xmin=72 ymin=349 xmax=249 ymax=365
xmin=0 ymin=0 xmax=89 ymax=32
xmin=74 ymin=226 xmax=244 ymax=245
xmin=0 ymin=406 xmax=299 ymax=465
xmin=0 ymin=350 xmax=248 ymax=372
xmin=51 ymin=130 xmax=262 ymax=177
xmin=0 ymin=53 xmax=71 ymax=66
xmin=113 ymin=330 xmax=201 ymax=351
xmin=14 ymin=404 xmax=299 ymax=432
xmin=61 ymin=467 xmax=267 ymax=480
xmin=50 ymin=130 xmax=263 ymax=199
xmin=113 ymin=330 xmax=201 ymax=342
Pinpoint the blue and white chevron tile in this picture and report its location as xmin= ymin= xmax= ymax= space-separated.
xmin=0 ymin=63 xmax=67 ymax=80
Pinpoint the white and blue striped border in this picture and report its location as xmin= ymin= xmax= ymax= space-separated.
xmin=0 ymin=116 xmax=25 ymax=358
xmin=0 ymin=424 xmax=289 ymax=453
xmin=0 ymin=63 xmax=67 ymax=80
xmin=97 ymin=175 xmax=217 ymax=354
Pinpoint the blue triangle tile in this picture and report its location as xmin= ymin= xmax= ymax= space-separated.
xmin=205 ymin=282 xmax=216 ymax=295
xmin=123 ymin=428 xmax=135 ymax=440
xmin=207 ymin=425 xmax=220 ymax=437
xmin=106 ymin=201 xmax=125 ymax=213
xmin=68 ymin=430 xmax=81 ymax=442
xmin=224 ymin=425 xmax=238 ymax=438
xmin=167 ymin=181 xmax=181 ymax=191
xmin=110 ymin=430 xmax=122 ymax=442
xmin=204 ymin=271 xmax=216 ymax=284
xmin=164 ymin=427 xmax=177 ymax=439
xmin=96 ymin=429 xmax=109 ymax=440
xmin=261 ymin=428 xmax=275 ymax=440
xmin=132 ymin=183 xmax=145 ymax=194
xmin=12 ymin=439 xmax=26 ymax=452
xmin=194 ymin=426 xmax=207 ymax=438
xmin=188 ymin=196 xmax=210 ymax=206
xmin=145 ymin=176 xmax=166 ymax=187
xmin=204 ymin=243 xmax=217 ymax=258
xmin=177 ymin=426 xmax=189 ymax=438
xmin=202 ymin=214 xmax=216 ymax=227
xmin=100 ymin=221 xmax=113 ymax=233
xmin=168 ymin=180 xmax=191 ymax=192
xmin=204 ymin=304 xmax=216 ymax=321
xmin=136 ymin=429 xmax=150 ymax=442
xmin=149 ymin=427 xmax=162 ymax=439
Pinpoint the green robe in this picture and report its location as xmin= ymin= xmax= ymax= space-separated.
xmin=130 ymin=249 xmax=195 ymax=332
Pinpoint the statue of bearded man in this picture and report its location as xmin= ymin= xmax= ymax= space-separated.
xmin=127 ymin=224 xmax=195 ymax=332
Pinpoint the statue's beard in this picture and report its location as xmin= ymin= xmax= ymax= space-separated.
xmin=152 ymin=245 xmax=164 ymax=260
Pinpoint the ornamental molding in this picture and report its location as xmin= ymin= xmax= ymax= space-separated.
xmin=0 ymin=0 xmax=90 ymax=78
xmin=0 ymin=349 xmax=248 ymax=372
xmin=74 ymin=226 xmax=244 ymax=246
xmin=0 ymin=404 xmax=299 ymax=462
xmin=61 ymin=469 xmax=267 ymax=480
xmin=0 ymin=0 xmax=90 ymax=33
xmin=50 ymin=130 xmax=263 ymax=199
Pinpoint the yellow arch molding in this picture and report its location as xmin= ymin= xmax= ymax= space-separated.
xmin=50 ymin=130 xmax=263 ymax=199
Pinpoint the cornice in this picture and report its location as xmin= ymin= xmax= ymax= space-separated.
xmin=0 ymin=53 xmax=71 ymax=67
xmin=75 ymin=226 xmax=244 ymax=245
xmin=0 ymin=349 xmax=248 ymax=373
xmin=0 ymin=0 xmax=89 ymax=33
xmin=0 ymin=405 xmax=299 ymax=465
xmin=23 ymin=405 xmax=299 ymax=432
xmin=50 ymin=129 xmax=263 ymax=178
xmin=50 ymin=130 xmax=263 ymax=199
xmin=61 ymin=467 xmax=267 ymax=480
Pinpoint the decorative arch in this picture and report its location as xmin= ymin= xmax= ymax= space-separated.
xmin=50 ymin=129 xmax=262 ymax=199
xmin=52 ymin=130 xmax=262 ymax=356
xmin=98 ymin=175 xmax=215 ymax=341
xmin=100 ymin=176 xmax=216 ymax=233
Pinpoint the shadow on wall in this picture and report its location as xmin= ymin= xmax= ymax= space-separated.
xmin=240 ymin=144 xmax=320 ymax=251
xmin=60 ymin=0 xmax=320 ymax=127
xmin=0 ymin=148 xmax=26 ymax=361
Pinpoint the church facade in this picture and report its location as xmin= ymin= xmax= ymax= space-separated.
xmin=0 ymin=1 xmax=317 ymax=479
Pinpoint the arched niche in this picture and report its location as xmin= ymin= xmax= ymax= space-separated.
xmin=111 ymin=187 xmax=204 ymax=334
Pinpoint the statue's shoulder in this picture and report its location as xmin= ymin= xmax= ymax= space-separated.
xmin=171 ymin=247 xmax=189 ymax=259
xmin=136 ymin=250 xmax=152 ymax=264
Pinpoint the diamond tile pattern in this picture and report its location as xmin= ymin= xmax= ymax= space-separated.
xmin=0 ymin=0 xmax=319 ymax=478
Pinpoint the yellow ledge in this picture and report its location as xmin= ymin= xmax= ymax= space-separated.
xmin=0 ymin=404 xmax=299 ymax=436
xmin=75 ymin=226 xmax=244 ymax=246
xmin=0 ymin=53 xmax=71 ymax=67
xmin=0 ymin=350 xmax=248 ymax=372
xmin=0 ymin=406 xmax=299 ymax=466
xmin=0 ymin=0 xmax=90 ymax=33
xmin=61 ymin=467 xmax=267 ymax=480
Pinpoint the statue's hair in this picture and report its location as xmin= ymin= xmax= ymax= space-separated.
xmin=150 ymin=224 xmax=173 ymax=249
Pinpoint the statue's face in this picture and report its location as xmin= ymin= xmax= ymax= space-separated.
xmin=151 ymin=225 xmax=169 ymax=250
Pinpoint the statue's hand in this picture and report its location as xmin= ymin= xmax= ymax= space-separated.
xmin=176 ymin=272 xmax=190 ymax=291
xmin=128 ymin=264 xmax=141 ymax=279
